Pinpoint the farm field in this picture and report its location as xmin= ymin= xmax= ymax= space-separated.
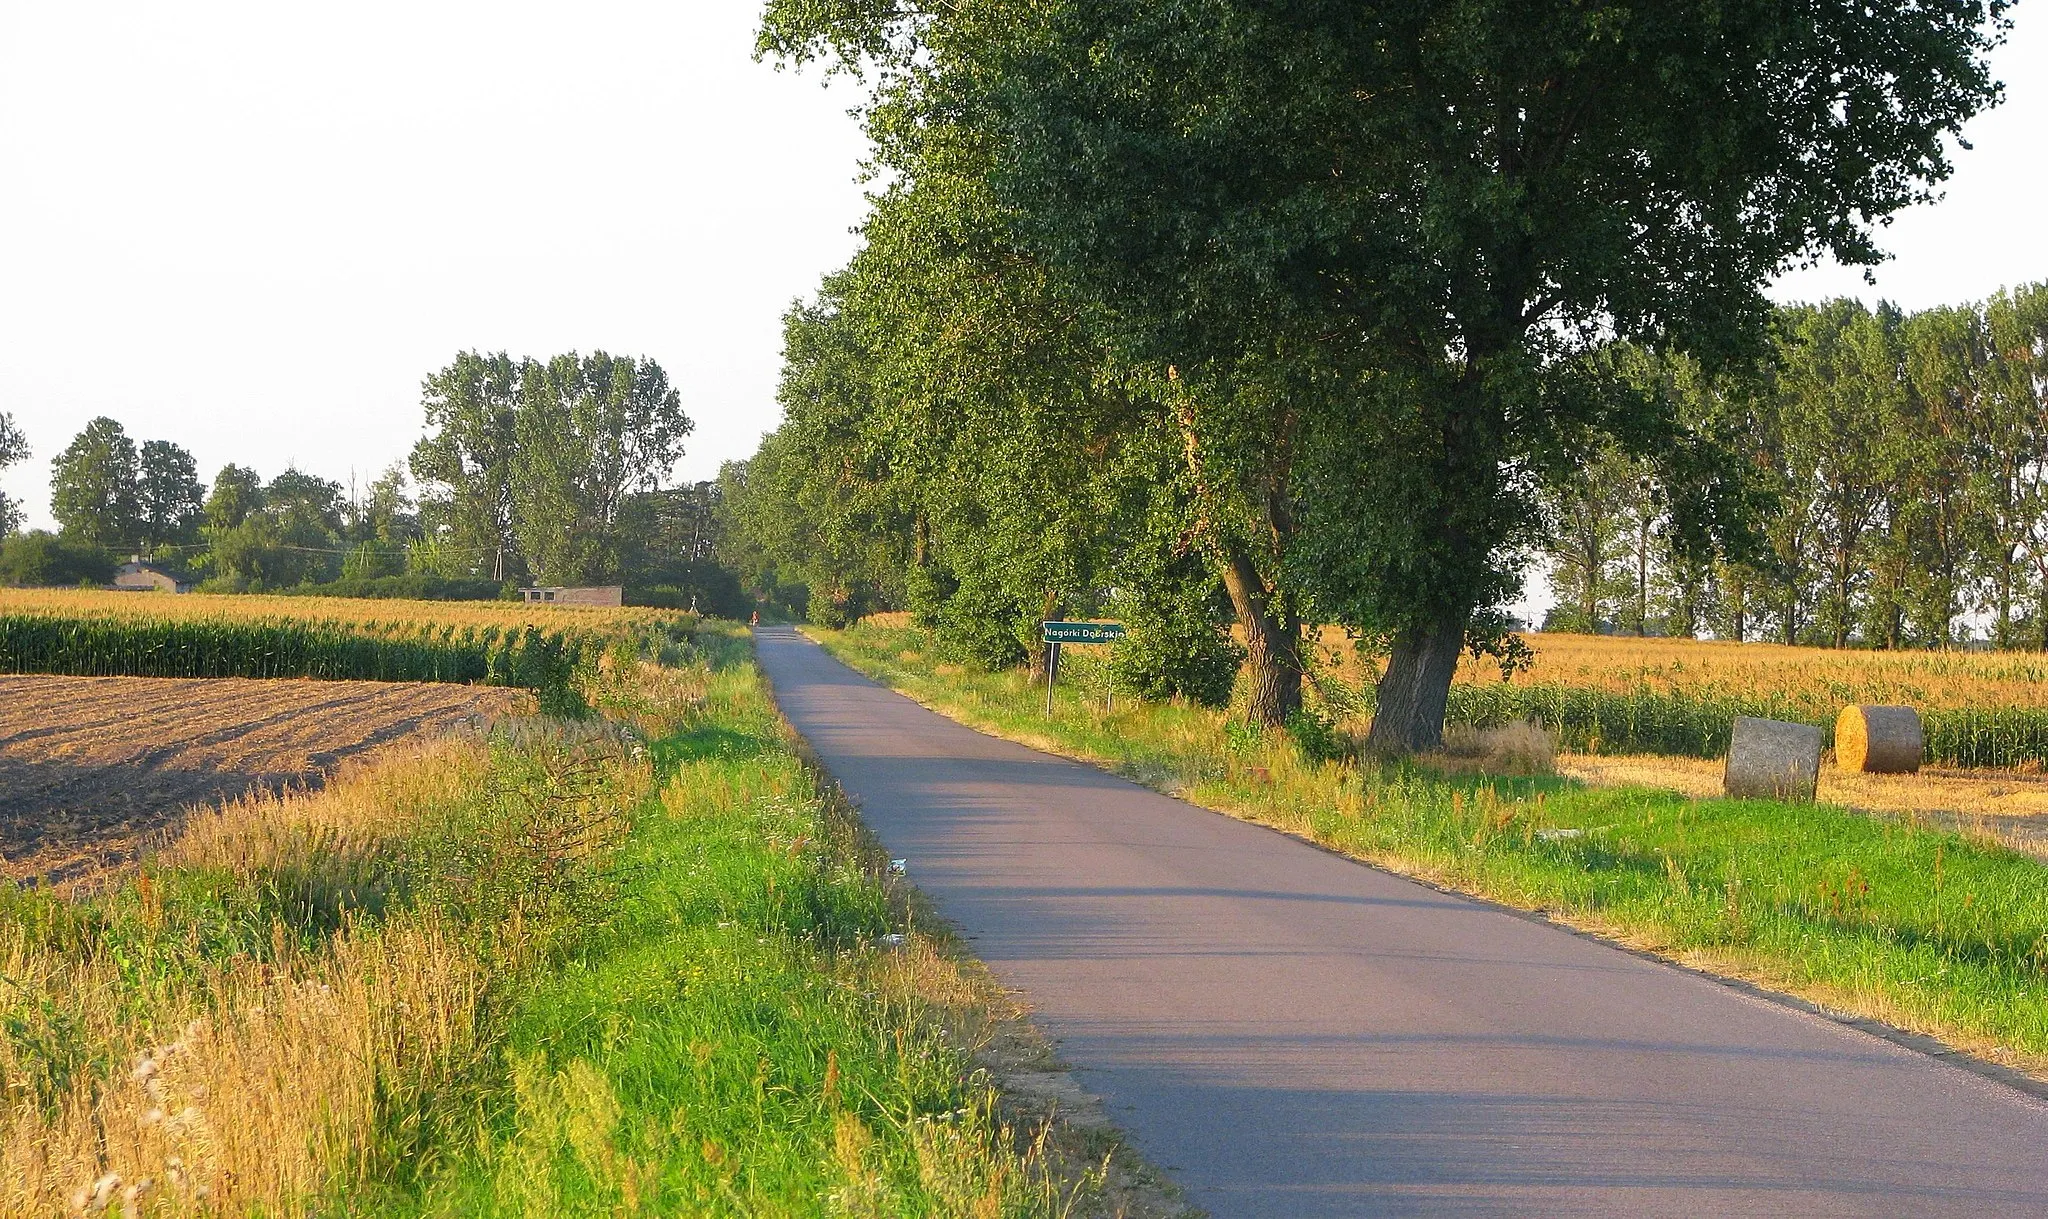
xmin=0 ymin=588 xmax=677 ymax=631
xmin=0 ymin=589 xmax=693 ymax=712
xmin=1301 ymin=627 xmax=2048 ymax=768
xmin=0 ymin=675 xmax=522 ymax=885
xmin=1439 ymin=630 xmax=2048 ymax=708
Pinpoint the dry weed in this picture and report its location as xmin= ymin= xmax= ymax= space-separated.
xmin=1434 ymin=720 xmax=1558 ymax=776
xmin=0 ymin=914 xmax=484 ymax=1216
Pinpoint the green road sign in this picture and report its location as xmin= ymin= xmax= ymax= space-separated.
xmin=1042 ymin=620 xmax=1126 ymax=644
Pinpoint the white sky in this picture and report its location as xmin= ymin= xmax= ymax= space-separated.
xmin=2 ymin=4 xmax=2043 ymax=567
xmin=0 ymin=2 xmax=872 ymax=527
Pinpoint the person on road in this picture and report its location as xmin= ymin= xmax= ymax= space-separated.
xmin=750 ymin=610 xmax=759 ymax=627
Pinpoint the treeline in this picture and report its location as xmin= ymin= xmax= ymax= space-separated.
xmin=720 ymin=0 xmax=2005 ymax=748
xmin=0 ymin=352 xmax=750 ymax=613
xmin=1543 ymin=289 xmax=2048 ymax=649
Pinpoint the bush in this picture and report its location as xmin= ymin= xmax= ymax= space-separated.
xmin=1110 ymin=615 xmax=1242 ymax=707
xmin=626 ymin=560 xmax=750 ymax=618
xmin=934 ymin=571 xmax=1028 ymax=670
xmin=1106 ymin=578 xmax=1243 ymax=707
xmin=0 ymin=532 xmax=115 ymax=588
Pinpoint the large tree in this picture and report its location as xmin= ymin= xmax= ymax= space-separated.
xmin=412 ymin=352 xmax=522 ymax=580
xmin=205 ymin=464 xmax=264 ymax=531
xmin=50 ymin=417 xmax=141 ymax=550
xmin=137 ymin=439 xmax=204 ymax=551
xmin=769 ymin=0 xmax=2008 ymax=748
xmin=510 ymin=352 xmax=692 ymax=584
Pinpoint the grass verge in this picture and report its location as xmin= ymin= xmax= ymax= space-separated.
xmin=812 ymin=623 xmax=2048 ymax=1081
xmin=0 ymin=622 xmax=1147 ymax=1216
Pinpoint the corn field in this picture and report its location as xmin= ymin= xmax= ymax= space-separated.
xmin=0 ymin=591 xmax=695 ymax=710
xmin=1431 ymin=682 xmax=2048 ymax=770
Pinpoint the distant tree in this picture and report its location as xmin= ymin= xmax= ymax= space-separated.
xmin=1973 ymin=284 xmax=2048 ymax=647
xmin=1541 ymin=446 xmax=1635 ymax=634
xmin=510 ymin=352 xmax=692 ymax=584
xmin=263 ymin=468 xmax=344 ymax=535
xmin=50 ymin=417 xmax=141 ymax=550
xmin=0 ymin=531 xmax=114 ymax=587
xmin=351 ymin=463 xmax=417 ymax=543
xmin=205 ymin=464 xmax=264 ymax=531
xmin=1776 ymin=301 xmax=1906 ymax=648
xmin=1898 ymin=306 xmax=1984 ymax=645
xmin=0 ymin=412 xmax=27 ymax=537
xmin=412 ymin=352 xmax=522 ymax=581
xmin=136 ymin=439 xmax=204 ymax=551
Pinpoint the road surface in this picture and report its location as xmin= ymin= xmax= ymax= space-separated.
xmin=754 ymin=627 xmax=2048 ymax=1217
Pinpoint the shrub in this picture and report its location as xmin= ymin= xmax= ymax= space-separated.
xmin=0 ymin=532 xmax=114 ymax=588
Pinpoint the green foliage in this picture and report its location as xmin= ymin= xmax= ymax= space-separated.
xmin=204 ymin=463 xmax=264 ymax=530
xmin=933 ymin=566 xmax=1028 ymax=669
xmin=50 ymin=416 xmax=141 ymax=549
xmin=1107 ymin=585 xmax=1241 ymax=707
xmin=137 ymin=439 xmax=204 ymax=549
xmin=0 ymin=531 xmax=114 ymax=588
xmin=0 ymin=411 xmax=27 ymax=537
xmin=765 ymin=0 xmax=2010 ymax=748
xmin=413 ymin=350 xmax=694 ymax=586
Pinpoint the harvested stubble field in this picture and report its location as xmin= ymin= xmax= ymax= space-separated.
xmin=0 ymin=675 xmax=523 ymax=885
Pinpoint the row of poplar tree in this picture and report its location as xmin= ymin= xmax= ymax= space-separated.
xmin=717 ymin=0 xmax=2011 ymax=749
xmin=1543 ymin=287 xmax=2048 ymax=650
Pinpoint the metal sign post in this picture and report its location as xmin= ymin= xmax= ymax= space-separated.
xmin=1044 ymin=641 xmax=1060 ymax=716
xmin=1040 ymin=621 xmax=1126 ymax=717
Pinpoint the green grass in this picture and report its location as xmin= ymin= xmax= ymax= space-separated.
xmin=400 ymin=629 xmax=1078 ymax=1216
xmin=817 ymin=623 xmax=2048 ymax=1073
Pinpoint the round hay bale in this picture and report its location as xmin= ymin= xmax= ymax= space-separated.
xmin=1724 ymin=716 xmax=1823 ymax=801
xmin=1834 ymin=704 xmax=1923 ymax=774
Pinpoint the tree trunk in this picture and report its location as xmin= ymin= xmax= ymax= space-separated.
xmin=1219 ymin=543 xmax=1301 ymax=728
xmin=1368 ymin=606 xmax=1471 ymax=754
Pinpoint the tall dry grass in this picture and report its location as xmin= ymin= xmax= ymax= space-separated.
xmin=1 ymin=916 xmax=486 ymax=1216
xmin=0 ymin=719 xmax=645 ymax=1216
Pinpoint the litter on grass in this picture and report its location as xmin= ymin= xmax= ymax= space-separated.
xmin=888 ymin=858 xmax=907 ymax=875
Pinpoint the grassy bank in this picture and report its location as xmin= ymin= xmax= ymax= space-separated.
xmin=0 ymin=624 xmax=1116 ymax=1216
xmin=815 ymin=623 xmax=2048 ymax=1078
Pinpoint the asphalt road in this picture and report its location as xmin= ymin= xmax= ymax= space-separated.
xmin=754 ymin=627 xmax=2048 ymax=1217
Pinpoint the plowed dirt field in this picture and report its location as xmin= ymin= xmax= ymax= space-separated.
xmin=0 ymin=675 xmax=526 ymax=884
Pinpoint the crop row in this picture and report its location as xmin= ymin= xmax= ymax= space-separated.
xmin=0 ymin=614 xmax=604 ymax=709
xmin=1441 ymin=682 xmax=2048 ymax=770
